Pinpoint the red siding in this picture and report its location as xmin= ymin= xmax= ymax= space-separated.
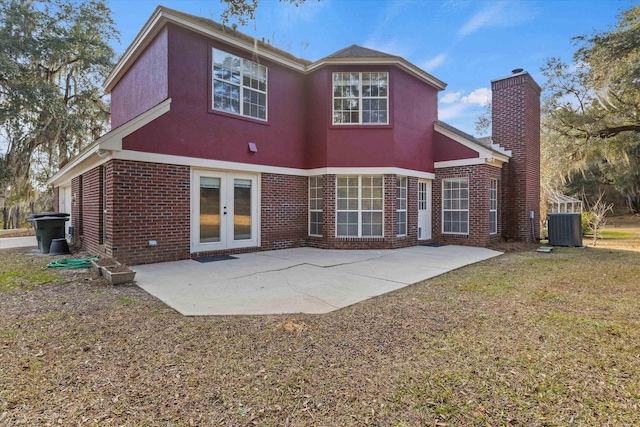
xmin=433 ymin=131 xmax=480 ymax=162
xmin=306 ymin=66 xmax=437 ymax=171
xmin=122 ymin=24 xmax=308 ymax=169
xmin=111 ymin=27 xmax=169 ymax=128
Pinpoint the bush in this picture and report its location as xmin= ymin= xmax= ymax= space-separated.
xmin=582 ymin=211 xmax=596 ymax=235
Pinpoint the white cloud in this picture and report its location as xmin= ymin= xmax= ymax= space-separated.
xmin=438 ymin=87 xmax=491 ymax=129
xmin=461 ymin=87 xmax=491 ymax=106
xmin=438 ymin=103 xmax=469 ymax=121
xmin=458 ymin=0 xmax=537 ymax=38
xmin=422 ymin=54 xmax=447 ymax=72
xmin=440 ymin=91 xmax=463 ymax=104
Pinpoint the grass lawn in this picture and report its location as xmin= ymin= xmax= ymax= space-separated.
xmin=585 ymin=214 xmax=640 ymax=251
xmin=1 ymin=238 xmax=639 ymax=425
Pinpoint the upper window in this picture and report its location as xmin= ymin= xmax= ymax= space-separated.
xmin=490 ymin=179 xmax=498 ymax=234
xmin=332 ymin=72 xmax=388 ymax=125
xmin=442 ymin=178 xmax=469 ymax=234
xmin=212 ymin=48 xmax=267 ymax=120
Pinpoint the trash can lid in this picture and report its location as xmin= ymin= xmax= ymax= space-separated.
xmin=28 ymin=212 xmax=70 ymax=219
xmin=29 ymin=216 xmax=70 ymax=222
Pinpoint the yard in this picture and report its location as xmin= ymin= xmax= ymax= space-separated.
xmin=1 ymin=220 xmax=639 ymax=426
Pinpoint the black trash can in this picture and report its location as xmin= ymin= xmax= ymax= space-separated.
xmin=27 ymin=212 xmax=70 ymax=254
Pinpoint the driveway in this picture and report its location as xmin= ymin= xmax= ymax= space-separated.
xmin=134 ymin=245 xmax=501 ymax=316
xmin=0 ymin=236 xmax=37 ymax=250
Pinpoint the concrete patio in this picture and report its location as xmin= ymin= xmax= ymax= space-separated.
xmin=134 ymin=245 xmax=502 ymax=316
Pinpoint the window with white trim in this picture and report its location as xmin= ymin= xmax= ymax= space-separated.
xmin=442 ymin=178 xmax=469 ymax=234
xmin=490 ymin=178 xmax=498 ymax=234
xmin=396 ymin=176 xmax=407 ymax=236
xmin=336 ymin=175 xmax=383 ymax=237
xmin=212 ymin=48 xmax=267 ymax=120
xmin=309 ymin=176 xmax=323 ymax=236
xmin=332 ymin=72 xmax=388 ymax=125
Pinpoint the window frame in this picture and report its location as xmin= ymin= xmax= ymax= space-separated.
xmin=309 ymin=176 xmax=323 ymax=237
xmin=489 ymin=178 xmax=498 ymax=235
xmin=332 ymin=72 xmax=389 ymax=126
xmin=396 ymin=176 xmax=407 ymax=236
xmin=211 ymin=47 xmax=268 ymax=121
xmin=442 ymin=177 xmax=469 ymax=235
xmin=336 ymin=175 xmax=384 ymax=238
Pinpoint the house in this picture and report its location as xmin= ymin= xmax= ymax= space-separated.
xmin=48 ymin=6 xmax=541 ymax=266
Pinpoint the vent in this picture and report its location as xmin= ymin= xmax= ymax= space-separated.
xmin=547 ymin=213 xmax=582 ymax=246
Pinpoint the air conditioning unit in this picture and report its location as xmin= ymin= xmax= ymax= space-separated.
xmin=547 ymin=213 xmax=582 ymax=246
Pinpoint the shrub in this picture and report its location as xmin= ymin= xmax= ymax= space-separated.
xmin=582 ymin=211 xmax=596 ymax=235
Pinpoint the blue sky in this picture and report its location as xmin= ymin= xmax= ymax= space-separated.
xmin=108 ymin=0 xmax=626 ymax=135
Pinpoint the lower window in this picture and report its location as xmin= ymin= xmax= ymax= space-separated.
xmin=442 ymin=178 xmax=469 ymax=234
xmin=396 ymin=176 xmax=407 ymax=236
xmin=336 ymin=175 xmax=383 ymax=237
xmin=309 ymin=176 xmax=323 ymax=236
xmin=490 ymin=178 xmax=498 ymax=234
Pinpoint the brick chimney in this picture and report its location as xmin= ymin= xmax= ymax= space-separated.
xmin=491 ymin=69 xmax=541 ymax=242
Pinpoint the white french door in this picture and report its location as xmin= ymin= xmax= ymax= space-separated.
xmin=418 ymin=179 xmax=432 ymax=240
xmin=191 ymin=170 xmax=259 ymax=252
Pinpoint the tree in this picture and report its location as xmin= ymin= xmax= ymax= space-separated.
xmin=544 ymin=6 xmax=640 ymax=141
xmin=583 ymin=191 xmax=614 ymax=246
xmin=220 ymin=0 xmax=312 ymax=25
xmin=541 ymin=5 xmax=640 ymax=213
xmin=0 ymin=0 xmax=118 ymax=224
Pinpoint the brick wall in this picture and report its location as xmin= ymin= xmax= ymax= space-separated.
xmin=260 ymin=173 xmax=308 ymax=250
xmin=433 ymin=164 xmax=503 ymax=247
xmin=81 ymin=167 xmax=104 ymax=256
xmin=492 ymin=71 xmax=541 ymax=242
xmin=108 ymin=160 xmax=191 ymax=265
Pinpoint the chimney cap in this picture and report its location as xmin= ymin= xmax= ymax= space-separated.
xmin=512 ymin=68 xmax=524 ymax=74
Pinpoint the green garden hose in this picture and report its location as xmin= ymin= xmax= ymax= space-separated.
xmin=46 ymin=257 xmax=99 ymax=269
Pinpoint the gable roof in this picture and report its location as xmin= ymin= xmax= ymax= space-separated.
xmin=326 ymin=45 xmax=395 ymax=59
xmin=105 ymin=6 xmax=447 ymax=92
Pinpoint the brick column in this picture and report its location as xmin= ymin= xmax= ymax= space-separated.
xmin=492 ymin=70 xmax=541 ymax=242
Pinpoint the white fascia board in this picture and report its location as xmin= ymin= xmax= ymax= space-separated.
xmin=47 ymin=98 xmax=171 ymax=187
xmin=162 ymin=12 xmax=306 ymax=72
xmin=435 ymin=158 xmax=506 ymax=169
xmin=105 ymin=9 xmax=305 ymax=91
xmin=307 ymin=57 xmax=447 ymax=91
xmin=112 ymin=150 xmax=436 ymax=179
xmin=434 ymin=123 xmax=510 ymax=163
